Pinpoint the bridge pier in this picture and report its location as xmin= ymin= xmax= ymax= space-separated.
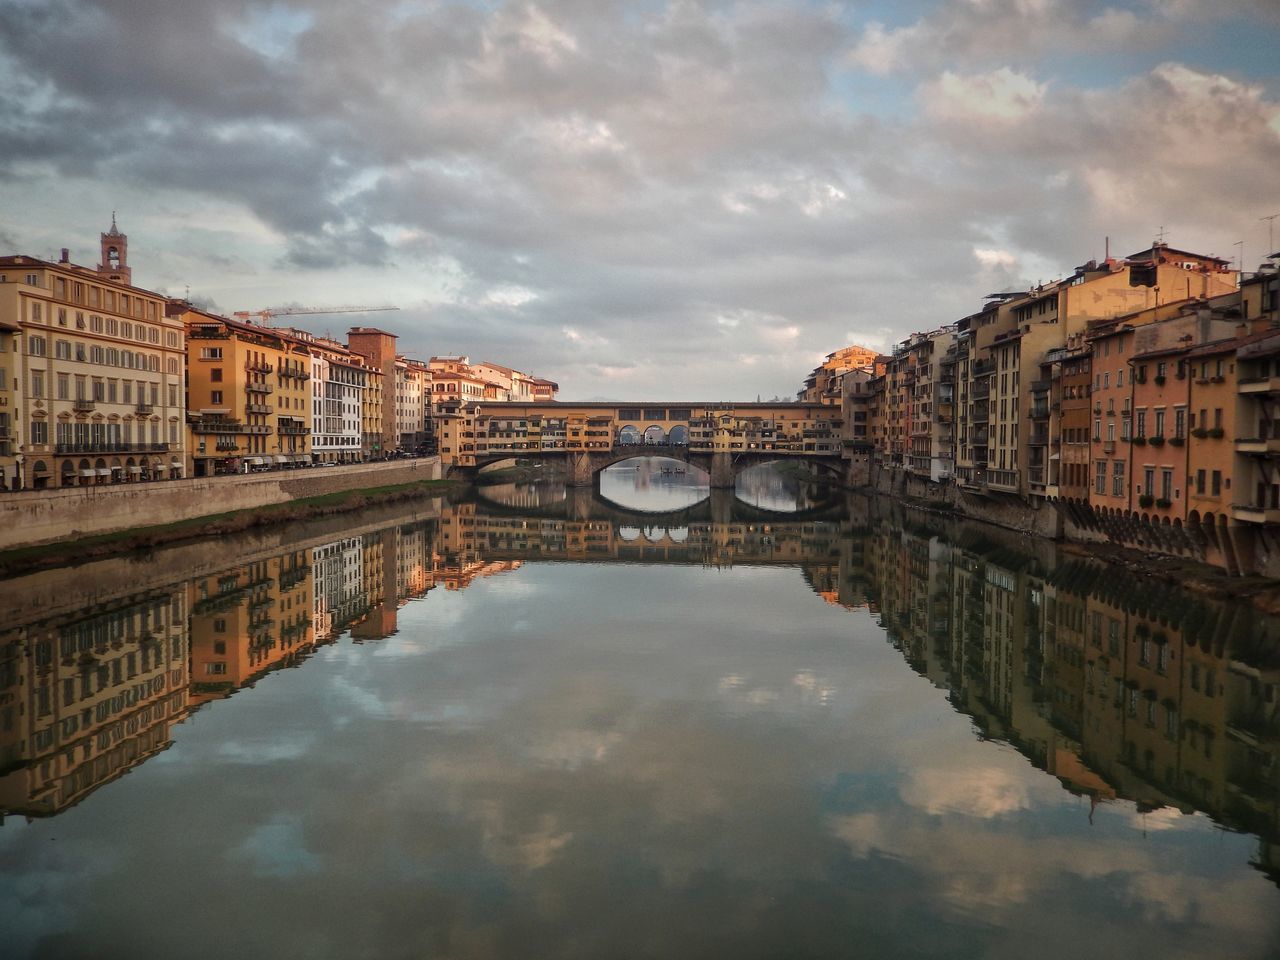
xmin=566 ymin=451 xmax=595 ymax=487
xmin=708 ymin=452 xmax=734 ymax=489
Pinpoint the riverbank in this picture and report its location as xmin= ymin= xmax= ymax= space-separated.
xmin=0 ymin=475 xmax=457 ymax=579
xmin=0 ymin=457 xmax=443 ymax=551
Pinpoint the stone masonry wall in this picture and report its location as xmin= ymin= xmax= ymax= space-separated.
xmin=0 ymin=458 xmax=442 ymax=550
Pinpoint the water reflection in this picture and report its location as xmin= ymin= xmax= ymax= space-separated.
xmin=2 ymin=488 xmax=1280 ymax=957
xmin=597 ymin=456 xmax=708 ymax=511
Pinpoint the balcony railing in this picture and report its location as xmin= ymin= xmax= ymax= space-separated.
xmin=191 ymin=420 xmax=243 ymax=434
xmin=72 ymin=399 xmax=95 ymax=413
xmin=54 ymin=441 xmax=170 ymax=454
xmin=245 ymin=382 xmax=274 ymax=395
xmin=245 ymin=402 xmax=272 ymax=415
xmin=246 ymin=362 xmax=275 ymax=374
xmin=135 ymin=402 xmax=154 ymax=415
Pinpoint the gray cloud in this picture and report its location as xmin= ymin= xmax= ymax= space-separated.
xmin=0 ymin=0 xmax=1277 ymax=398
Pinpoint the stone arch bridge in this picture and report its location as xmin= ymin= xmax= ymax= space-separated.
xmin=443 ymin=400 xmax=849 ymax=488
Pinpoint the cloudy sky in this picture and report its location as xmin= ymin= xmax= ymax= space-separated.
xmin=2 ymin=0 xmax=1278 ymax=400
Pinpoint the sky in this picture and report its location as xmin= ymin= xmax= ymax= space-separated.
xmin=1 ymin=0 xmax=1278 ymax=401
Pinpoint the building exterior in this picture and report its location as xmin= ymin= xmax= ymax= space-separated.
xmin=181 ymin=309 xmax=312 ymax=475
xmin=0 ymin=223 xmax=187 ymax=489
xmin=346 ymin=327 xmax=398 ymax=457
xmin=799 ymin=344 xmax=880 ymax=405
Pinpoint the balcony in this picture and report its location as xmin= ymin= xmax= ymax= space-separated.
xmin=135 ymin=402 xmax=154 ymax=416
xmin=191 ymin=419 xmax=243 ymax=434
xmin=245 ymin=381 xmax=273 ymax=395
xmin=1236 ymin=437 xmax=1280 ymax=455
xmin=1029 ymin=429 xmax=1050 ymax=446
xmin=973 ymin=359 xmax=995 ymax=377
xmin=1029 ymin=404 xmax=1049 ymax=420
xmin=72 ymin=399 xmax=95 ymax=413
xmin=1029 ymin=379 xmax=1051 ymax=394
xmin=1238 ymin=376 xmax=1280 ymax=395
xmin=246 ymin=361 xmax=275 ymax=374
xmin=54 ymin=441 xmax=170 ymax=454
xmin=244 ymin=424 xmax=272 ymax=435
xmin=245 ymin=402 xmax=272 ymax=415
xmin=987 ymin=469 xmax=1020 ymax=492
xmin=1233 ymin=503 xmax=1280 ymax=524
xmin=277 ymin=420 xmax=310 ymax=435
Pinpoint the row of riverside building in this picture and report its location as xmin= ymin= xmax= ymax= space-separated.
xmin=811 ymin=241 xmax=1280 ymax=576
xmin=0 ymin=219 xmax=558 ymax=489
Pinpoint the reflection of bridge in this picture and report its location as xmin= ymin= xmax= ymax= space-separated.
xmin=438 ymin=401 xmax=848 ymax=487
xmin=467 ymin=484 xmax=849 ymax=527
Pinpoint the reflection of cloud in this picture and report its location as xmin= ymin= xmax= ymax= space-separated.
xmin=900 ymin=765 xmax=1031 ymax=818
xmin=232 ymin=818 xmax=322 ymax=878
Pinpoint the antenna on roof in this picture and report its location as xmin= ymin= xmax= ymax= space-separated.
xmin=1155 ymin=225 xmax=1167 ymax=244
xmin=1261 ymin=213 xmax=1279 ymax=257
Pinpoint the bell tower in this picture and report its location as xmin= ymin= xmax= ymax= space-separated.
xmin=98 ymin=212 xmax=131 ymax=284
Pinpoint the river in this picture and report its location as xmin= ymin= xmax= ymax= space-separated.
xmin=2 ymin=459 xmax=1279 ymax=958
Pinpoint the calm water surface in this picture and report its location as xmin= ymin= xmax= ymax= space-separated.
xmin=3 ymin=463 xmax=1280 ymax=959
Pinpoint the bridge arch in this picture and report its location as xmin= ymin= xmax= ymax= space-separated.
xmin=669 ymin=424 xmax=689 ymax=445
xmin=617 ymin=424 xmax=641 ymax=445
xmin=643 ymin=425 xmax=666 ymax=444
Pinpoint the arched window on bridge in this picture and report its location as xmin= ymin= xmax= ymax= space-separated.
xmin=617 ymin=424 xmax=641 ymax=446
xmin=668 ymin=424 xmax=688 ymax=446
xmin=643 ymin=425 xmax=666 ymax=445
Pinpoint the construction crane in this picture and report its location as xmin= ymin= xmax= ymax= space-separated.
xmin=232 ymin=305 xmax=400 ymax=325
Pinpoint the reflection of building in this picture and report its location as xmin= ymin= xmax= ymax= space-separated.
xmin=857 ymin=500 xmax=1280 ymax=885
xmin=188 ymin=550 xmax=314 ymax=705
xmin=0 ymin=585 xmax=190 ymax=817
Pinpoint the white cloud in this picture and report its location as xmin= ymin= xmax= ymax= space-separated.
xmin=925 ymin=67 xmax=1046 ymax=124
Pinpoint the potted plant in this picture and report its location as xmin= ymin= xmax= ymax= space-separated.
xmin=1132 ymin=436 xmax=1147 ymax=445
xmin=1154 ymin=374 xmax=1167 ymax=386
xmin=1138 ymin=493 xmax=1155 ymax=508
xmin=1169 ymin=436 xmax=1185 ymax=447
xmin=1149 ymin=435 xmax=1165 ymax=447
xmin=1156 ymin=497 xmax=1172 ymax=509
xmin=1209 ymin=427 xmax=1225 ymax=438
xmin=1191 ymin=427 xmax=1209 ymax=439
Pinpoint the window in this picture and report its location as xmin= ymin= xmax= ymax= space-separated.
xmin=1196 ymin=469 xmax=1205 ymax=494
xmin=1161 ymin=469 xmax=1173 ymax=501
xmin=200 ymin=347 xmax=223 ymax=360
xmin=28 ymin=335 xmax=46 ymax=356
xmin=1136 ymin=410 xmax=1147 ymax=438
xmin=1095 ymin=460 xmax=1107 ymax=495
xmin=30 ymin=370 xmax=44 ymax=398
xmin=1212 ymin=470 xmax=1222 ymax=496
xmin=56 ymin=373 xmax=69 ymax=400
xmin=211 ymin=390 xmax=223 ymax=404
xmin=1154 ymin=409 xmax=1166 ymax=437
xmin=1112 ymin=460 xmax=1125 ymax=496
xmin=1144 ymin=467 xmax=1155 ymax=495
xmin=1174 ymin=408 xmax=1186 ymax=438
xmin=55 ymin=339 xmax=70 ymax=359
xmin=30 ymin=419 xmax=47 ymax=444
xmin=211 ymin=368 xmax=223 ymax=382
xmin=1214 ymin=408 xmax=1223 ymax=429
xmin=206 ymin=663 xmax=228 ymax=676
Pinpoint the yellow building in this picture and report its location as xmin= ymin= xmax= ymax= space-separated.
xmin=0 ymin=223 xmax=187 ymax=489
xmin=180 ymin=308 xmax=312 ymax=476
xmin=0 ymin=313 xmax=18 ymax=488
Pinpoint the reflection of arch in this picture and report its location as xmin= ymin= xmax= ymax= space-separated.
xmin=617 ymin=525 xmax=641 ymax=542
xmin=618 ymin=425 xmax=641 ymax=445
xmin=669 ymin=424 xmax=688 ymax=445
xmin=643 ymin=525 xmax=666 ymax=542
xmin=643 ymin=425 xmax=666 ymax=445
xmin=667 ymin=526 xmax=689 ymax=543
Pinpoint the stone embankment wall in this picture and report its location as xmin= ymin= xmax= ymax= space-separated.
xmin=0 ymin=458 xmax=442 ymax=550
xmin=860 ymin=460 xmax=1280 ymax=577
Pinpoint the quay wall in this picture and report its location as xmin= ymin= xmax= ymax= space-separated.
xmin=859 ymin=460 xmax=1280 ymax=577
xmin=0 ymin=458 xmax=442 ymax=550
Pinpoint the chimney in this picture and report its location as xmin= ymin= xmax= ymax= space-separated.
xmin=59 ymin=247 xmax=69 ymax=263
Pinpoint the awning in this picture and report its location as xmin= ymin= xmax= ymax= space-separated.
xmin=129 ymin=466 xmax=142 ymax=474
xmin=171 ymin=460 xmax=182 ymax=469
xmin=95 ymin=468 xmax=110 ymax=477
xmin=111 ymin=465 xmax=123 ymax=473
xmin=274 ymin=455 xmax=289 ymax=464
xmin=80 ymin=469 xmax=95 ymax=477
